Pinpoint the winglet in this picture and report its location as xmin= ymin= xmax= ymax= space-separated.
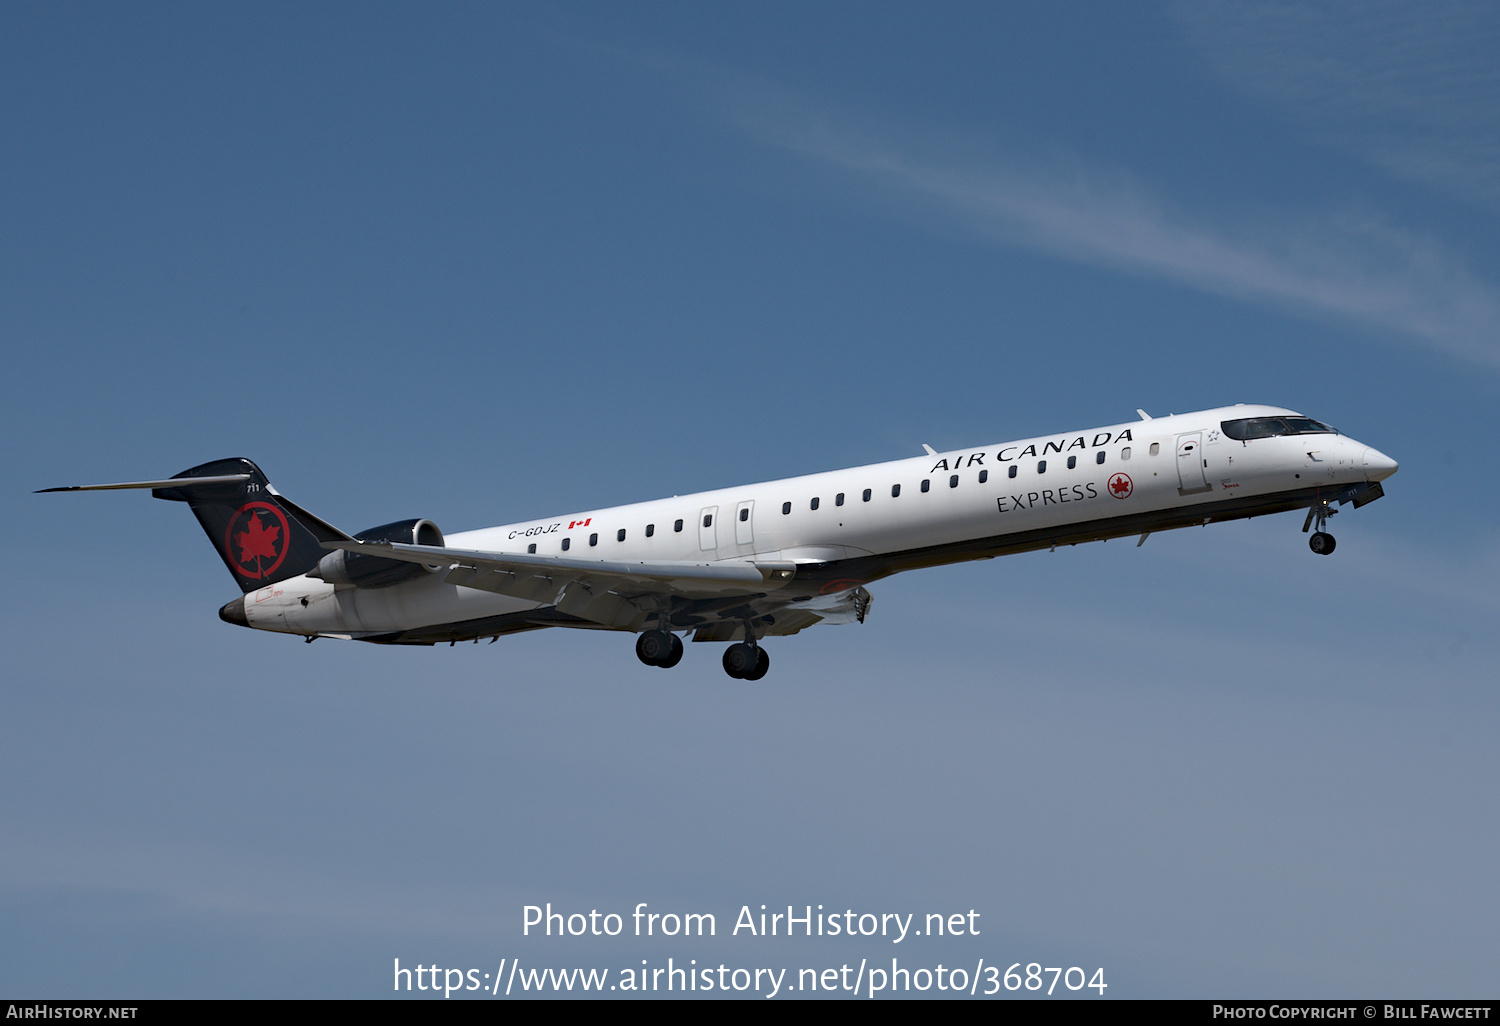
xmin=921 ymin=444 xmax=937 ymax=456
xmin=1136 ymin=409 xmax=1152 ymax=421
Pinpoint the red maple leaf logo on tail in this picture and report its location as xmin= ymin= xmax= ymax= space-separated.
xmin=236 ymin=513 xmax=281 ymax=566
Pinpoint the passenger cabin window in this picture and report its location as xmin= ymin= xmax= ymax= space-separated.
xmin=1037 ymin=460 xmax=1047 ymax=473
xmin=674 ymin=519 xmax=683 ymax=533
xmin=702 ymin=514 xmax=712 ymax=528
xmin=782 ymin=501 xmax=791 ymax=515
xmin=1096 ymin=451 xmax=1106 ymax=465
xmin=739 ymin=508 xmax=749 ymax=521
xmin=527 ymin=543 xmax=536 ymax=554
xmin=949 ymin=474 xmax=959 ymax=488
xmin=1008 ymin=465 xmax=1017 ymax=479
xmin=1149 ymin=442 xmax=1160 ymax=456
xmin=862 ymin=488 xmax=872 ymax=502
xmin=978 ymin=469 xmax=988 ymax=483
xmin=920 ymin=479 xmax=930 ymax=493
xmin=810 ymin=497 xmax=820 ymax=510
xmin=646 ymin=523 xmax=654 ymax=537
xmin=562 ymin=538 xmax=571 ymax=551
xmin=835 ymin=493 xmax=844 ymax=506
xmin=617 ymin=528 xmax=626 ymax=541
xmin=1121 ymin=447 xmax=1132 ymax=460
xmin=1067 ymin=456 xmax=1076 ymax=469
xmin=891 ymin=484 xmax=901 ymax=497
xmin=1221 ymin=416 xmax=1335 ymax=441
xmin=589 ymin=533 xmax=598 ymax=546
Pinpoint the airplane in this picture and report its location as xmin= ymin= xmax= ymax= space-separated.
xmin=39 ymin=403 xmax=1396 ymax=679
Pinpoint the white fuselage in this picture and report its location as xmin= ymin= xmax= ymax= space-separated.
xmin=241 ymin=405 xmax=1396 ymax=639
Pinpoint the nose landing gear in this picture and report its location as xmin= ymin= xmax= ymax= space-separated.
xmin=1308 ymin=531 xmax=1336 ymax=555
xmin=1302 ymin=496 xmax=1338 ymax=556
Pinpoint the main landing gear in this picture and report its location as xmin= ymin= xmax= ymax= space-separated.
xmin=722 ymin=641 xmax=769 ymax=681
xmin=635 ymin=629 xmax=683 ymax=668
xmin=633 ymin=623 xmax=770 ymax=679
xmin=1302 ymin=497 xmax=1338 ymax=556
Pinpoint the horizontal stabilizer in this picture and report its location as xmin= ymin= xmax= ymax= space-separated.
xmin=36 ymin=474 xmax=251 ymax=493
xmin=39 ymin=458 xmax=335 ymax=593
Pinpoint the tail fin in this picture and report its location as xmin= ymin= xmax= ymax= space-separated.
xmin=39 ymin=458 xmax=350 ymax=593
xmin=149 ymin=458 xmax=339 ymax=592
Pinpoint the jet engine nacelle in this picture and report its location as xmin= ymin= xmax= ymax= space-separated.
xmin=310 ymin=518 xmax=445 ymax=588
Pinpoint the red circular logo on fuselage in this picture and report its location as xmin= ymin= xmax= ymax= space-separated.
xmin=1107 ymin=473 xmax=1134 ymax=499
xmin=225 ymin=501 xmax=291 ymax=579
xmin=819 ymin=578 xmax=866 ymax=595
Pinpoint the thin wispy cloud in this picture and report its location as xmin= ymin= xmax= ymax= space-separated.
xmin=1174 ymin=0 xmax=1500 ymax=210
xmin=733 ymin=94 xmax=1500 ymax=368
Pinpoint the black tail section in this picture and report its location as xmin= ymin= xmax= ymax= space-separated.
xmin=152 ymin=459 xmax=331 ymax=593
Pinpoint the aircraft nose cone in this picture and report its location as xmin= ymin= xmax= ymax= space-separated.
xmin=1363 ymin=447 xmax=1398 ymax=482
xmin=219 ymin=597 xmax=249 ymax=628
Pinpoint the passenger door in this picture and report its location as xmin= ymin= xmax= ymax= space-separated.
xmin=734 ymin=500 xmax=754 ymax=547
xmin=1176 ymin=432 xmax=1211 ymax=494
xmin=698 ymin=506 xmax=718 ymax=552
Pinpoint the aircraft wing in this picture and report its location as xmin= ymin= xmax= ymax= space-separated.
xmin=321 ymin=540 xmax=799 ymax=629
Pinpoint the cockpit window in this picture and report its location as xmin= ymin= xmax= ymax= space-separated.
xmin=1221 ymin=417 xmax=1336 ymax=441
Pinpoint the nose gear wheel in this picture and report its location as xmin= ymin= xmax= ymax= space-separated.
xmin=1301 ymin=495 xmax=1338 ymax=556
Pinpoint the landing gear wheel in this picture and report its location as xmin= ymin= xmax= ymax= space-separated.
xmin=636 ymin=630 xmax=678 ymax=667
xmin=742 ymin=647 xmax=770 ymax=681
xmin=1309 ymin=531 xmax=1336 ymax=555
xmin=658 ymin=632 xmax=683 ymax=668
xmin=1303 ymin=499 xmax=1339 ymax=555
xmin=722 ymin=643 xmax=758 ymax=679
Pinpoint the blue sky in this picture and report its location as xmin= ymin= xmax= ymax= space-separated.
xmin=3 ymin=1 xmax=1497 ymax=998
